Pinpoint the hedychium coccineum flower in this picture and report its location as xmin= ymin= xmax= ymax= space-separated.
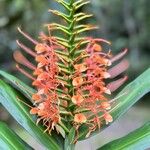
xmin=14 ymin=28 xmax=129 ymax=136
xmin=13 ymin=0 xmax=129 ymax=138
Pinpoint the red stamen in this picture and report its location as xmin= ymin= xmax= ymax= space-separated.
xmin=17 ymin=27 xmax=38 ymax=45
xmin=16 ymin=64 xmax=35 ymax=80
xmin=16 ymin=40 xmax=37 ymax=57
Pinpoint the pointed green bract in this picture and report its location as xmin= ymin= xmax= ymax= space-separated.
xmin=0 ymin=80 xmax=64 ymax=150
xmin=98 ymin=122 xmax=150 ymax=150
xmin=0 ymin=121 xmax=33 ymax=150
xmin=78 ymin=68 xmax=150 ymax=140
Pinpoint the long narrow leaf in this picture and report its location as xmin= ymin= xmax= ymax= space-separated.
xmin=79 ymin=68 xmax=150 ymax=140
xmin=0 ymin=80 xmax=64 ymax=150
xmin=98 ymin=122 xmax=150 ymax=150
xmin=0 ymin=121 xmax=33 ymax=150
xmin=0 ymin=70 xmax=35 ymax=100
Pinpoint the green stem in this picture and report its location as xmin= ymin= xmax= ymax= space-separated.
xmin=66 ymin=0 xmax=76 ymax=103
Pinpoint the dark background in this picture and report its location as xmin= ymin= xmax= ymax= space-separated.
xmin=0 ymin=0 xmax=150 ymax=149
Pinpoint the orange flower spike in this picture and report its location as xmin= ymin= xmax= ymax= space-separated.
xmin=72 ymin=77 xmax=83 ymax=86
xmin=35 ymin=43 xmax=47 ymax=54
xmin=14 ymin=0 xmax=129 ymax=136
xmin=74 ymin=113 xmax=87 ymax=124
xmin=71 ymin=94 xmax=84 ymax=105
xmin=74 ymin=64 xmax=87 ymax=72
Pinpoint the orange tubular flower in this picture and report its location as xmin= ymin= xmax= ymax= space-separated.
xmin=72 ymin=76 xmax=84 ymax=86
xmin=71 ymin=94 xmax=84 ymax=105
xmin=74 ymin=113 xmax=87 ymax=124
xmin=74 ymin=64 xmax=87 ymax=72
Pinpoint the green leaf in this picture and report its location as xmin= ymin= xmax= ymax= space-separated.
xmin=68 ymin=127 xmax=76 ymax=144
xmin=111 ymin=68 xmax=150 ymax=120
xmin=0 ymin=80 xmax=64 ymax=150
xmin=0 ymin=121 xmax=33 ymax=150
xmin=0 ymin=70 xmax=35 ymax=101
xmin=64 ymin=127 xmax=76 ymax=150
xmin=98 ymin=122 xmax=150 ymax=150
xmin=78 ymin=68 xmax=150 ymax=140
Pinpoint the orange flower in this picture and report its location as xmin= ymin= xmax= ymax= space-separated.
xmin=30 ymin=107 xmax=38 ymax=114
xmin=103 ymin=113 xmax=113 ymax=124
xmin=74 ymin=64 xmax=87 ymax=72
xmin=32 ymin=93 xmax=41 ymax=102
xmin=101 ymin=102 xmax=111 ymax=110
xmin=104 ymin=59 xmax=112 ymax=66
xmin=103 ymin=72 xmax=111 ymax=79
xmin=72 ymin=77 xmax=83 ymax=86
xmin=33 ymin=68 xmax=43 ymax=76
xmin=35 ymin=43 xmax=47 ymax=54
xmin=92 ymin=55 xmax=111 ymax=66
xmin=35 ymin=55 xmax=47 ymax=65
xmin=93 ymin=43 xmax=102 ymax=52
xmin=103 ymin=87 xmax=111 ymax=95
xmin=74 ymin=113 xmax=87 ymax=123
xmin=71 ymin=94 xmax=84 ymax=104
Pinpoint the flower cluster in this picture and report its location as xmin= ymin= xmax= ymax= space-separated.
xmin=14 ymin=27 xmax=129 ymax=135
xmin=14 ymin=0 xmax=129 ymax=138
xmin=14 ymin=29 xmax=67 ymax=133
xmin=71 ymin=39 xmax=128 ymax=135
